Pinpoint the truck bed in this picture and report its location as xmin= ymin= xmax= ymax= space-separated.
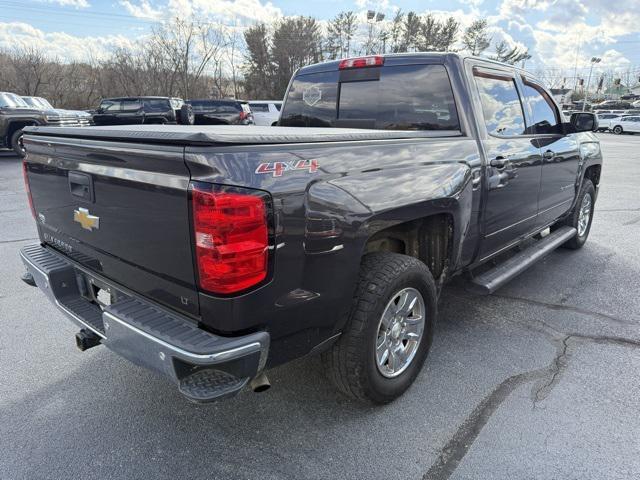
xmin=25 ymin=124 xmax=461 ymax=146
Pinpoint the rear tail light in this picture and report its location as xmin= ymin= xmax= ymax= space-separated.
xmin=339 ymin=55 xmax=384 ymax=70
xmin=22 ymin=160 xmax=35 ymax=218
xmin=190 ymin=182 xmax=270 ymax=294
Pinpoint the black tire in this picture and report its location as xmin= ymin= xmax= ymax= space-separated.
xmin=555 ymin=179 xmax=596 ymax=250
xmin=10 ymin=129 xmax=26 ymax=158
xmin=612 ymin=125 xmax=623 ymax=134
xmin=322 ymin=252 xmax=437 ymax=404
xmin=179 ymin=104 xmax=194 ymax=125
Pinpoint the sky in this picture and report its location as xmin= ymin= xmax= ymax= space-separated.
xmin=1 ymin=0 xmax=639 ymax=83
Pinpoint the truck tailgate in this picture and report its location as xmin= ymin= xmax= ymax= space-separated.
xmin=23 ymin=134 xmax=199 ymax=317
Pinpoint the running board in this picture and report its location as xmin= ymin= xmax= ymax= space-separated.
xmin=469 ymin=226 xmax=577 ymax=295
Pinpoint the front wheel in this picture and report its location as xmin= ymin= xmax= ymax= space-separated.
xmin=612 ymin=125 xmax=623 ymax=134
xmin=555 ymin=179 xmax=596 ymax=249
xmin=322 ymin=252 xmax=436 ymax=404
xmin=10 ymin=129 xmax=26 ymax=157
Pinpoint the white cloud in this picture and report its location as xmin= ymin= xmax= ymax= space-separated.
xmin=120 ymin=0 xmax=282 ymax=24
xmin=40 ymin=0 xmax=90 ymax=8
xmin=119 ymin=0 xmax=163 ymax=20
xmin=0 ymin=22 xmax=134 ymax=61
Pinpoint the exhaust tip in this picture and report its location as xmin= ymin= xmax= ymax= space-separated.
xmin=75 ymin=329 xmax=101 ymax=351
xmin=249 ymin=373 xmax=271 ymax=393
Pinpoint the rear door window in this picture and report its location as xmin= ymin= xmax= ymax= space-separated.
xmin=122 ymin=99 xmax=142 ymax=112
xmin=144 ymin=99 xmax=170 ymax=111
xmin=280 ymin=64 xmax=460 ymax=131
xmin=474 ymin=72 xmax=526 ymax=136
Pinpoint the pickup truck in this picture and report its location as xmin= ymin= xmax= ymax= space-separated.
xmin=1 ymin=91 xmax=91 ymax=157
xmin=20 ymin=53 xmax=602 ymax=404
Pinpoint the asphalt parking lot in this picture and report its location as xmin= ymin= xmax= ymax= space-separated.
xmin=1 ymin=134 xmax=639 ymax=480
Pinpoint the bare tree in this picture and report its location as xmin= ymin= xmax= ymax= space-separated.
xmin=152 ymin=18 xmax=226 ymax=99
xmin=9 ymin=46 xmax=53 ymax=96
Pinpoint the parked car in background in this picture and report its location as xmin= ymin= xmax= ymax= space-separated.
xmin=596 ymin=113 xmax=622 ymax=131
xmin=248 ymin=100 xmax=282 ymax=126
xmin=611 ymin=116 xmax=640 ymax=134
xmin=187 ymin=99 xmax=253 ymax=125
xmin=623 ymin=109 xmax=640 ymax=115
xmin=595 ymin=100 xmax=633 ymax=110
xmin=22 ymin=96 xmax=93 ymax=126
xmin=1 ymin=91 xmax=90 ymax=157
xmin=92 ymin=97 xmax=193 ymax=126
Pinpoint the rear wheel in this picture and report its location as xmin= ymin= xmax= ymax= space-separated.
xmin=322 ymin=252 xmax=436 ymax=404
xmin=10 ymin=129 xmax=26 ymax=158
xmin=612 ymin=125 xmax=623 ymax=134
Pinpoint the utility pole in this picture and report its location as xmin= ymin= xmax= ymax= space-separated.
xmin=583 ymin=56 xmax=601 ymax=111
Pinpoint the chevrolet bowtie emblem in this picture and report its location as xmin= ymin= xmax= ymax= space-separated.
xmin=74 ymin=207 xmax=100 ymax=231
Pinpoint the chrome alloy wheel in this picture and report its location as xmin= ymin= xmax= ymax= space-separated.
xmin=17 ymin=133 xmax=26 ymax=155
xmin=375 ymin=287 xmax=426 ymax=378
xmin=578 ymin=192 xmax=592 ymax=237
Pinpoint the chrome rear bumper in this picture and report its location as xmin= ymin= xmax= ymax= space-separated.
xmin=20 ymin=244 xmax=269 ymax=402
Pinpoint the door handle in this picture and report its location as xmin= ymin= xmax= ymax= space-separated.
xmin=490 ymin=156 xmax=508 ymax=169
xmin=543 ymin=150 xmax=555 ymax=160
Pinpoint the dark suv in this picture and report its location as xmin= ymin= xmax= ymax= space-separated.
xmin=92 ymin=97 xmax=194 ymax=126
xmin=187 ymin=99 xmax=253 ymax=125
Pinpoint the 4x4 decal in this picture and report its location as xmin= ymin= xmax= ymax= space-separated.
xmin=255 ymin=159 xmax=319 ymax=177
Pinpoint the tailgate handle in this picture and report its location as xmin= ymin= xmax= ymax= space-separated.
xmin=68 ymin=171 xmax=94 ymax=203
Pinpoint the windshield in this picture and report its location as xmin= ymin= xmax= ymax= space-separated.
xmin=0 ymin=93 xmax=30 ymax=108
xmin=23 ymin=97 xmax=54 ymax=109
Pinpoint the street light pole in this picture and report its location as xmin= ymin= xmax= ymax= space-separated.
xmin=583 ymin=56 xmax=601 ymax=111
xmin=365 ymin=11 xmax=385 ymax=55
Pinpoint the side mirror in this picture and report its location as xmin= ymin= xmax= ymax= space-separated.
xmin=570 ymin=112 xmax=598 ymax=132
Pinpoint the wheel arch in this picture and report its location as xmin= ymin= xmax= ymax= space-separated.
xmin=6 ymin=120 xmax=40 ymax=144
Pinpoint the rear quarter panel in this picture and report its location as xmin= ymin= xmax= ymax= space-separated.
xmin=185 ymin=136 xmax=480 ymax=365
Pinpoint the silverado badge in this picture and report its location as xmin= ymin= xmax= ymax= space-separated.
xmin=74 ymin=207 xmax=100 ymax=231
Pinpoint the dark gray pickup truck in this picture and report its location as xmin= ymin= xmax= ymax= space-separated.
xmin=20 ymin=53 xmax=602 ymax=404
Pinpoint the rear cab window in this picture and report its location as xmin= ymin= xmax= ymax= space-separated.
xmin=280 ymin=63 xmax=460 ymax=131
xmin=189 ymin=100 xmax=241 ymax=113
